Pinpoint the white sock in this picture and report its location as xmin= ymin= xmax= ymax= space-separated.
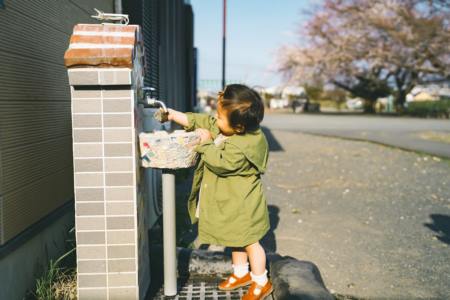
xmin=251 ymin=270 xmax=268 ymax=287
xmin=232 ymin=263 xmax=249 ymax=278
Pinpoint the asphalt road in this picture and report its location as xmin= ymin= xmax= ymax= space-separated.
xmin=262 ymin=113 xmax=450 ymax=158
xmin=260 ymin=126 xmax=450 ymax=299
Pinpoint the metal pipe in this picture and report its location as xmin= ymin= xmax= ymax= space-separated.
xmin=162 ymin=170 xmax=177 ymax=296
xmin=221 ymin=0 xmax=227 ymax=90
xmin=114 ymin=0 xmax=122 ymax=14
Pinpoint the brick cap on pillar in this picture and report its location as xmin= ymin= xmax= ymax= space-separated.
xmin=64 ymin=24 xmax=142 ymax=68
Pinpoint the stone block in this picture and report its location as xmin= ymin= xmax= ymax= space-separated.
xmin=73 ymin=99 xmax=102 ymax=113
xmin=76 ymin=203 xmax=105 ymax=216
xmin=104 ymin=143 xmax=133 ymax=157
xmin=71 ymin=88 xmax=102 ymax=99
xmin=78 ymin=260 xmax=107 ymax=273
xmin=107 ymin=245 xmax=136 ymax=259
xmin=68 ymin=69 xmax=99 ymax=85
xmin=105 ymin=158 xmax=133 ymax=172
xmin=74 ymin=158 xmax=103 ymax=172
xmin=104 ymin=128 xmax=133 ymax=143
xmin=73 ymin=129 xmax=102 ymax=143
xmin=108 ymin=259 xmax=136 ymax=272
xmin=107 ymin=231 xmax=135 ymax=244
xmin=74 ymin=173 xmax=103 ymax=187
xmin=103 ymin=98 xmax=132 ymax=113
xmin=75 ymin=188 xmax=104 ymax=202
xmin=99 ymin=69 xmax=132 ymax=85
xmin=103 ymin=114 xmax=132 ymax=128
xmin=270 ymin=257 xmax=334 ymax=300
xmin=105 ymin=173 xmax=134 ymax=186
xmin=77 ymin=245 xmax=106 ymax=260
xmin=106 ymin=217 xmax=135 ymax=230
xmin=77 ymin=232 xmax=105 ymax=245
xmin=76 ymin=217 xmax=105 ymax=231
xmin=73 ymin=143 xmax=103 ymax=158
xmin=78 ymin=275 xmax=107 ymax=287
xmin=102 ymin=89 xmax=133 ymax=99
xmin=78 ymin=288 xmax=107 ymax=299
xmin=109 ymin=287 xmax=138 ymax=300
xmin=108 ymin=273 xmax=137 ymax=287
xmin=106 ymin=202 xmax=134 ymax=216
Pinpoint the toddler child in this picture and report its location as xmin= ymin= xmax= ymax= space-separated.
xmin=167 ymin=84 xmax=272 ymax=300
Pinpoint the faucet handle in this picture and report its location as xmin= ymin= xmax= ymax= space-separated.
xmin=142 ymin=87 xmax=156 ymax=98
xmin=142 ymin=87 xmax=156 ymax=94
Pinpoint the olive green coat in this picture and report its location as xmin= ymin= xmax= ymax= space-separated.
xmin=184 ymin=113 xmax=270 ymax=247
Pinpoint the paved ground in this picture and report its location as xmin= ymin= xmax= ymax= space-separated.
xmin=260 ymin=128 xmax=450 ymax=299
xmin=262 ymin=113 xmax=450 ymax=158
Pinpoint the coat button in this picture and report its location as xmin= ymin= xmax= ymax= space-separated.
xmin=204 ymin=183 xmax=207 ymax=188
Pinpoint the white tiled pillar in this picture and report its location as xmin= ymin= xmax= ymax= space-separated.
xmin=65 ymin=24 xmax=150 ymax=300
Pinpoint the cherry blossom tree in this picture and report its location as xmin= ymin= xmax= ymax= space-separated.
xmin=279 ymin=0 xmax=450 ymax=112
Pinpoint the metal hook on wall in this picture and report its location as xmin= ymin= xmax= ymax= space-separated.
xmin=91 ymin=8 xmax=129 ymax=25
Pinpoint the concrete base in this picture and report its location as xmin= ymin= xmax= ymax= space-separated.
xmin=0 ymin=207 xmax=74 ymax=300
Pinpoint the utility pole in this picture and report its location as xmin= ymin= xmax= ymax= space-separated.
xmin=222 ymin=0 xmax=227 ymax=90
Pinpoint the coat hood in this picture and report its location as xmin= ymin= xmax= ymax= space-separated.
xmin=225 ymin=128 xmax=269 ymax=174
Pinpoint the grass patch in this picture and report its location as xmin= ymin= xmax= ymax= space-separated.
xmin=27 ymin=227 xmax=77 ymax=300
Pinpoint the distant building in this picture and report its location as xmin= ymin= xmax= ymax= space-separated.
xmin=407 ymin=81 xmax=450 ymax=103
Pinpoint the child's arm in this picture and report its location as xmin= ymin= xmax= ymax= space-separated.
xmin=168 ymin=109 xmax=218 ymax=132
xmin=195 ymin=142 xmax=249 ymax=176
xmin=167 ymin=108 xmax=189 ymax=127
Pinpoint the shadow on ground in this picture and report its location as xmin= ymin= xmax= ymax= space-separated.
xmin=260 ymin=205 xmax=280 ymax=253
xmin=424 ymin=214 xmax=450 ymax=245
xmin=262 ymin=126 xmax=284 ymax=152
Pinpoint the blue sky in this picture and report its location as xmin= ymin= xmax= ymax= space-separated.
xmin=189 ymin=0 xmax=317 ymax=90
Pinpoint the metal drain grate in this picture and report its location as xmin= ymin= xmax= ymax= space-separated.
xmin=154 ymin=278 xmax=251 ymax=300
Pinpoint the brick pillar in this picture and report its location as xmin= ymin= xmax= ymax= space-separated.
xmin=64 ymin=24 xmax=150 ymax=300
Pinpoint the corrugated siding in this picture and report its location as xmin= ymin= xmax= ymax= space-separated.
xmin=0 ymin=0 xmax=114 ymax=245
xmin=143 ymin=0 xmax=161 ymax=99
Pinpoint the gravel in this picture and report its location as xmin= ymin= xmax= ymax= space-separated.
xmin=261 ymin=129 xmax=450 ymax=299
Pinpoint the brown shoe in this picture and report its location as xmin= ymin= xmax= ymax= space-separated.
xmin=218 ymin=273 xmax=252 ymax=291
xmin=242 ymin=280 xmax=273 ymax=300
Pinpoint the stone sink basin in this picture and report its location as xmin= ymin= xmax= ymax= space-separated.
xmin=139 ymin=130 xmax=201 ymax=169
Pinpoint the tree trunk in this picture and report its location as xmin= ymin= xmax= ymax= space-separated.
xmin=363 ymin=99 xmax=376 ymax=113
xmin=395 ymin=91 xmax=407 ymax=113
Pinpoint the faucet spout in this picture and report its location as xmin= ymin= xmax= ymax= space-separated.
xmin=142 ymin=87 xmax=168 ymax=112
xmin=146 ymin=98 xmax=168 ymax=112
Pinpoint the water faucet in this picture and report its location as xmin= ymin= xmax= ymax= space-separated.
xmin=142 ymin=87 xmax=168 ymax=112
xmin=142 ymin=87 xmax=169 ymax=123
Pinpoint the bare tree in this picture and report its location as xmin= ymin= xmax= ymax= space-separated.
xmin=279 ymin=0 xmax=450 ymax=112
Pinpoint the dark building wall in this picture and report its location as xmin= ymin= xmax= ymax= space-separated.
xmin=122 ymin=0 xmax=196 ymax=111
xmin=0 ymin=0 xmax=115 ymax=246
xmin=121 ymin=0 xmax=196 ymax=231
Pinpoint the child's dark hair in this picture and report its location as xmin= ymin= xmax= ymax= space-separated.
xmin=218 ymin=84 xmax=264 ymax=133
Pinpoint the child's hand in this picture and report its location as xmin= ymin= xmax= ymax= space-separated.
xmin=154 ymin=108 xmax=169 ymax=123
xmin=196 ymin=128 xmax=212 ymax=143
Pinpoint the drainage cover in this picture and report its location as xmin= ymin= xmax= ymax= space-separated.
xmin=153 ymin=277 xmax=262 ymax=300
